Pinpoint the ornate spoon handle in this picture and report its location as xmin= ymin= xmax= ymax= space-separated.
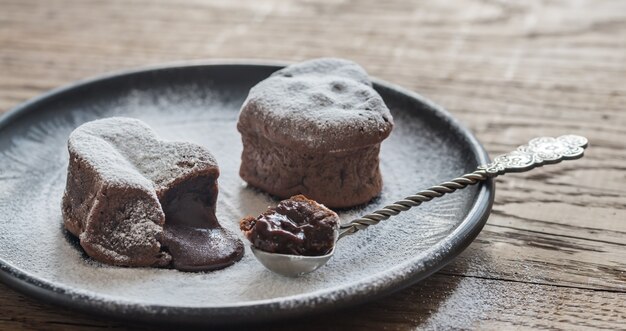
xmin=338 ymin=135 xmax=589 ymax=239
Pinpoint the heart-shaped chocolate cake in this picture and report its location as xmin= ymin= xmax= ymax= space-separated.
xmin=62 ymin=117 xmax=243 ymax=271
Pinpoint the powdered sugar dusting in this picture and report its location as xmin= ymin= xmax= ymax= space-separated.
xmin=70 ymin=117 xmax=218 ymax=190
xmin=0 ymin=78 xmax=483 ymax=313
xmin=238 ymin=58 xmax=393 ymax=151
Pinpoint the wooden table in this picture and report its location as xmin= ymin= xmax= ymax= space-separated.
xmin=1 ymin=0 xmax=624 ymax=329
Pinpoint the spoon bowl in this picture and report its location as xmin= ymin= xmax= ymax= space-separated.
xmin=250 ymin=246 xmax=335 ymax=277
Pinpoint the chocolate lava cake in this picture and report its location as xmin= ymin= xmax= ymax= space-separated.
xmin=62 ymin=117 xmax=243 ymax=271
xmin=237 ymin=58 xmax=394 ymax=208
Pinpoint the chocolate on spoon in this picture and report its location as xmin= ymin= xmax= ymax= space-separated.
xmin=240 ymin=135 xmax=588 ymax=277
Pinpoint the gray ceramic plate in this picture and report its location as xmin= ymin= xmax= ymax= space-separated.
xmin=0 ymin=62 xmax=494 ymax=325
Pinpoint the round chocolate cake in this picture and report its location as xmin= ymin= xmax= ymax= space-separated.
xmin=237 ymin=58 xmax=394 ymax=208
xmin=62 ymin=117 xmax=244 ymax=271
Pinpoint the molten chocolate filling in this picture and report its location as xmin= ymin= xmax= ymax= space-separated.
xmin=240 ymin=195 xmax=339 ymax=256
xmin=161 ymin=176 xmax=244 ymax=271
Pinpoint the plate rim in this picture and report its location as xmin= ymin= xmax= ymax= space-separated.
xmin=0 ymin=60 xmax=494 ymax=325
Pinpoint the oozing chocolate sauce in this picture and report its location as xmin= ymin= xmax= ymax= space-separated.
xmin=161 ymin=176 xmax=244 ymax=271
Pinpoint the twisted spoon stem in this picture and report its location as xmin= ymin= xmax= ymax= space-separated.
xmin=339 ymin=134 xmax=589 ymax=239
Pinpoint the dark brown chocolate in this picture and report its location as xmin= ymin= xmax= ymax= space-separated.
xmin=240 ymin=195 xmax=339 ymax=256
xmin=161 ymin=174 xmax=244 ymax=271
xmin=62 ymin=117 xmax=244 ymax=271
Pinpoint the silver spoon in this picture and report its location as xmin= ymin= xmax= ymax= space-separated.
xmin=250 ymin=135 xmax=589 ymax=277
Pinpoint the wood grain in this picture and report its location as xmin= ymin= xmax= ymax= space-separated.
xmin=1 ymin=273 xmax=624 ymax=331
xmin=0 ymin=0 xmax=624 ymax=329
